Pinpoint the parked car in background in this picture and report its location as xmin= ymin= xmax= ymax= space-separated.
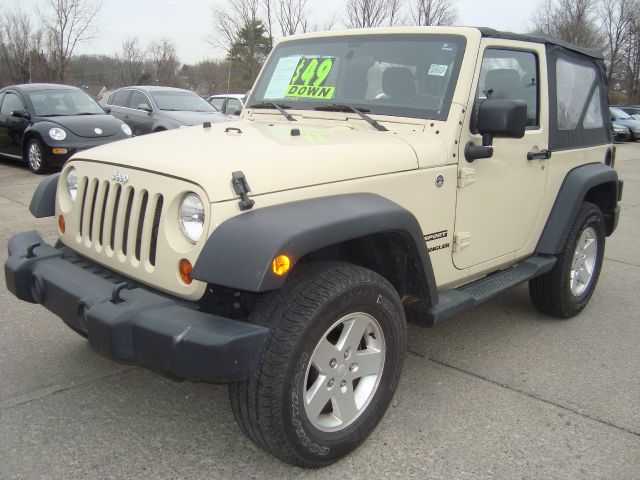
xmin=613 ymin=104 xmax=640 ymax=117
xmin=609 ymin=106 xmax=640 ymax=141
xmin=612 ymin=123 xmax=631 ymax=142
xmin=207 ymin=93 xmax=246 ymax=117
xmin=0 ymin=83 xmax=132 ymax=173
xmin=103 ymin=86 xmax=226 ymax=135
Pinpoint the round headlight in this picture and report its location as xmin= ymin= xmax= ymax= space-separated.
xmin=66 ymin=167 xmax=78 ymax=201
xmin=179 ymin=193 xmax=205 ymax=243
xmin=121 ymin=123 xmax=132 ymax=136
xmin=49 ymin=127 xmax=66 ymax=141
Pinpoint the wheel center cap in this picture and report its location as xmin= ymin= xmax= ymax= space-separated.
xmin=336 ymin=363 xmax=347 ymax=379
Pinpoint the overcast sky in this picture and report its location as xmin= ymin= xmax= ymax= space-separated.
xmin=15 ymin=0 xmax=540 ymax=63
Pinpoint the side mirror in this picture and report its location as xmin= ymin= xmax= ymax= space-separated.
xmin=465 ymin=99 xmax=527 ymax=162
xmin=477 ymin=99 xmax=527 ymax=144
xmin=137 ymin=104 xmax=152 ymax=112
xmin=233 ymin=109 xmax=242 ymax=116
xmin=11 ymin=109 xmax=30 ymax=119
xmin=103 ymin=106 xmax=111 ymax=114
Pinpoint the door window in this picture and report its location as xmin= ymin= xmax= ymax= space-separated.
xmin=1 ymin=93 xmax=25 ymax=115
xmin=209 ymin=98 xmax=224 ymax=111
xmin=110 ymin=90 xmax=131 ymax=107
xmin=226 ymin=98 xmax=243 ymax=115
xmin=129 ymin=90 xmax=151 ymax=110
xmin=474 ymin=49 xmax=539 ymax=129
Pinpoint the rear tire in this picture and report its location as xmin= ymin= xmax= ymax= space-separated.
xmin=229 ymin=261 xmax=406 ymax=467
xmin=529 ymin=202 xmax=605 ymax=318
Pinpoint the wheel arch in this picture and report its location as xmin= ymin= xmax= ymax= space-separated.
xmin=21 ymin=126 xmax=45 ymax=160
xmin=192 ymin=194 xmax=439 ymax=316
xmin=536 ymin=163 xmax=621 ymax=255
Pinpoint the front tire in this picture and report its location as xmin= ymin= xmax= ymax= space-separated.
xmin=230 ymin=261 xmax=406 ymax=467
xmin=25 ymin=139 xmax=49 ymax=174
xmin=529 ymin=202 xmax=605 ymax=318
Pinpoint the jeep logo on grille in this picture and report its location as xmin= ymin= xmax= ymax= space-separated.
xmin=112 ymin=172 xmax=129 ymax=184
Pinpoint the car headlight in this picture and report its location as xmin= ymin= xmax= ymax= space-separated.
xmin=49 ymin=127 xmax=66 ymax=141
xmin=179 ymin=193 xmax=205 ymax=243
xmin=121 ymin=123 xmax=132 ymax=136
xmin=66 ymin=167 xmax=78 ymax=201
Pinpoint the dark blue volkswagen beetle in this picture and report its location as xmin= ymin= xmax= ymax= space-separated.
xmin=0 ymin=83 xmax=132 ymax=173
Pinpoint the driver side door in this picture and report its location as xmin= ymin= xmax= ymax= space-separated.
xmin=454 ymin=41 xmax=549 ymax=271
xmin=0 ymin=91 xmax=28 ymax=158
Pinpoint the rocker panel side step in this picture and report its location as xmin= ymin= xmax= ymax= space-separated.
xmin=426 ymin=255 xmax=557 ymax=325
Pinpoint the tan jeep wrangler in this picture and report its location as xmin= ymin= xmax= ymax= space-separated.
xmin=5 ymin=27 xmax=622 ymax=467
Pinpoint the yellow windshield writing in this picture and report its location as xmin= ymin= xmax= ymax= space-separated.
xmin=286 ymin=85 xmax=335 ymax=99
xmin=286 ymin=57 xmax=336 ymax=100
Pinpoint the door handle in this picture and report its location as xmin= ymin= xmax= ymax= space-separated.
xmin=124 ymin=114 xmax=129 ymax=119
xmin=527 ymin=149 xmax=552 ymax=160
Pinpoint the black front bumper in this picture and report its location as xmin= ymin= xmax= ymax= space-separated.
xmin=4 ymin=231 xmax=268 ymax=383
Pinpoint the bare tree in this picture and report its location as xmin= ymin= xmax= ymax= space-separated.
xmin=530 ymin=0 xmax=602 ymax=48
xmin=275 ymin=0 xmax=311 ymax=36
xmin=262 ymin=0 xmax=275 ymax=47
xmin=601 ymin=0 xmax=637 ymax=85
xmin=38 ymin=0 xmax=102 ymax=82
xmin=209 ymin=0 xmax=271 ymax=91
xmin=208 ymin=0 xmax=262 ymax=53
xmin=345 ymin=0 xmax=404 ymax=28
xmin=409 ymin=0 xmax=457 ymax=26
xmin=0 ymin=7 xmax=40 ymax=83
xmin=117 ymin=36 xmax=145 ymax=85
xmin=308 ymin=13 xmax=339 ymax=32
xmin=148 ymin=38 xmax=179 ymax=85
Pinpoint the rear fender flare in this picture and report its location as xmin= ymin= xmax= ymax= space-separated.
xmin=536 ymin=163 xmax=620 ymax=254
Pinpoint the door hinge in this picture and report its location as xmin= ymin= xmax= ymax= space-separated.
xmin=453 ymin=232 xmax=471 ymax=252
xmin=457 ymin=167 xmax=476 ymax=188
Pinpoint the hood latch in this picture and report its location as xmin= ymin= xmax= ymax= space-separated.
xmin=231 ymin=171 xmax=255 ymax=211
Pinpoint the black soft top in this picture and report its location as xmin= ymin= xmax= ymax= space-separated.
xmin=478 ymin=27 xmax=604 ymax=60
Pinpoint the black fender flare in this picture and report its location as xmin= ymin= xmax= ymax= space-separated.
xmin=21 ymin=124 xmax=46 ymax=156
xmin=536 ymin=163 xmax=620 ymax=255
xmin=192 ymin=193 xmax=438 ymax=305
xmin=29 ymin=172 xmax=60 ymax=218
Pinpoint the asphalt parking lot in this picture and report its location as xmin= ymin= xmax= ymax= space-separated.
xmin=0 ymin=146 xmax=638 ymax=479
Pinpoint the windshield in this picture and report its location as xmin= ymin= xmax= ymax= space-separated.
xmin=610 ymin=107 xmax=631 ymax=120
xmin=250 ymin=34 xmax=466 ymax=121
xmin=28 ymin=90 xmax=104 ymax=116
xmin=150 ymin=91 xmax=217 ymax=112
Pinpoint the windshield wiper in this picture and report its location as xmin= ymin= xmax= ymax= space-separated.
xmin=248 ymin=101 xmax=296 ymax=122
xmin=315 ymin=103 xmax=388 ymax=131
xmin=76 ymin=112 xmax=100 ymax=115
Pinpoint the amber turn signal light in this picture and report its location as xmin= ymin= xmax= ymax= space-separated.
xmin=272 ymin=254 xmax=291 ymax=276
xmin=179 ymin=259 xmax=193 ymax=284
xmin=58 ymin=215 xmax=65 ymax=234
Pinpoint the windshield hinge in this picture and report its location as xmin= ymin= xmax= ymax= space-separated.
xmin=457 ymin=167 xmax=476 ymax=188
xmin=231 ymin=171 xmax=255 ymax=211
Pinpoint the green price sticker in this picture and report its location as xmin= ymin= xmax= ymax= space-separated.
xmin=286 ymin=57 xmax=336 ymax=100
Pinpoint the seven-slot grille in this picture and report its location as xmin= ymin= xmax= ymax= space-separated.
xmin=77 ymin=176 xmax=164 ymax=266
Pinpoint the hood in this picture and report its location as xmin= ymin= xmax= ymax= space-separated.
xmin=159 ymin=110 xmax=227 ymax=125
xmin=613 ymin=118 xmax=640 ymax=129
xmin=75 ymin=120 xmax=422 ymax=202
xmin=43 ymin=114 xmax=124 ymax=138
